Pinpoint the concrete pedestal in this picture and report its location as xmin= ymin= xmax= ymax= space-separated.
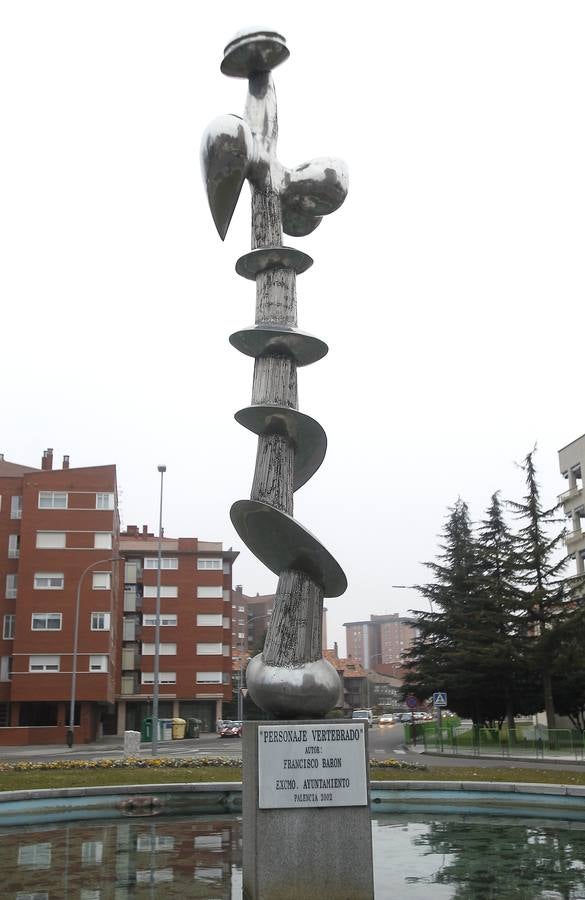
xmin=243 ymin=719 xmax=374 ymax=900
xmin=123 ymin=730 xmax=140 ymax=757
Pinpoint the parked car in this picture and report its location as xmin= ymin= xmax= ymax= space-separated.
xmin=378 ymin=714 xmax=396 ymax=726
xmin=219 ymin=721 xmax=243 ymax=738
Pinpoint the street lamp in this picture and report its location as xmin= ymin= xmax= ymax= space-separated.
xmin=151 ymin=464 xmax=166 ymax=757
xmin=392 ymin=584 xmax=433 ymax=613
xmin=237 ymin=611 xmax=271 ymax=721
xmin=67 ymin=556 xmax=121 ymax=748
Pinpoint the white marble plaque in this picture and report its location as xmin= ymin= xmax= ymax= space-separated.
xmin=258 ymin=722 xmax=368 ymax=809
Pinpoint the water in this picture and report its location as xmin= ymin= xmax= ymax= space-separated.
xmin=2 ymin=813 xmax=585 ymax=898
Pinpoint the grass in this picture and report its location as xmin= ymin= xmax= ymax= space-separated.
xmin=2 ymin=762 xmax=585 ymax=792
xmin=370 ymin=765 xmax=585 ymax=785
xmin=0 ymin=766 xmax=241 ymax=792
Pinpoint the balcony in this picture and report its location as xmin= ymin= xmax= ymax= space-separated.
xmin=123 ymin=618 xmax=140 ymax=642
xmin=124 ymin=561 xmax=141 ymax=584
xmin=124 ymin=588 xmax=142 ymax=613
xmin=566 ymin=529 xmax=585 ymax=547
xmin=559 ymin=486 xmax=583 ymax=505
xmin=122 ymin=646 xmax=140 ymax=671
xmin=120 ymin=674 xmax=139 ymax=695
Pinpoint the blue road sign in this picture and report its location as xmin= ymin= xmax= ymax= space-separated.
xmin=406 ymin=695 xmax=417 ymax=709
xmin=433 ymin=691 xmax=447 ymax=707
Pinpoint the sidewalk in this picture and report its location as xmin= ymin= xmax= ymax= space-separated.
xmin=0 ymin=732 xmax=238 ymax=762
xmin=408 ymin=742 xmax=585 ymax=767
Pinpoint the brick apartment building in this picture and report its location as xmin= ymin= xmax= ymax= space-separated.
xmin=343 ymin=613 xmax=419 ymax=671
xmin=119 ymin=525 xmax=237 ymax=735
xmin=0 ymin=449 xmax=237 ymax=744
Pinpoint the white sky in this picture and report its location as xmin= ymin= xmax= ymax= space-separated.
xmin=2 ymin=2 xmax=584 ymax=654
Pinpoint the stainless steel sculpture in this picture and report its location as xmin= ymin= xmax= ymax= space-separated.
xmin=202 ymin=27 xmax=348 ymax=718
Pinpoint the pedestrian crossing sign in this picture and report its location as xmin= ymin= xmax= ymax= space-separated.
xmin=433 ymin=691 xmax=447 ymax=707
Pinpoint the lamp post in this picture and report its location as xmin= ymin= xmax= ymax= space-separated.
xmin=237 ymin=612 xmax=271 ymax=721
xmin=67 ymin=556 xmax=121 ymax=748
xmin=151 ymin=464 xmax=166 ymax=756
xmin=392 ymin=584 xmax=433 ymax=613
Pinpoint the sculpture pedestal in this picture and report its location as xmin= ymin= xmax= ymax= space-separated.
xmin=242 ymin=719 xmax=374 ymax=899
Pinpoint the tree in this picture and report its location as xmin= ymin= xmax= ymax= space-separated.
xmin=508 ymin=449 xmax=570 ymax=729
xmin=474 ymin=492 xmax=540 ymax=730
xmin=402 ymin=499 xmax=506 ymax=725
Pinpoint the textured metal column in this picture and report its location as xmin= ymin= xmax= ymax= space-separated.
xmin=202 ymin=28 xmax=348 ymax=718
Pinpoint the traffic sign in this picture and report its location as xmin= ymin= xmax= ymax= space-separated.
xmin=433 ymin=691 xmax=447 ymax=707
xmin=405 ymin=695 xmax=417 ymax=710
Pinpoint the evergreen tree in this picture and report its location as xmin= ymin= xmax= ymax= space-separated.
xmin=474 ymin=492 xmax=537 ymax=731
xmin=508 ymin=449 xmax=569 ymax=729
xmin=402 ymin=499 xmax=504 ymax=725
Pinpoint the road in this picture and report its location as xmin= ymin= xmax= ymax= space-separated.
xmin=1 ymin=724 xmax=585 ymax=771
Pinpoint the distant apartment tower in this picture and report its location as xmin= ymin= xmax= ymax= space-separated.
xmin=119 ymin=526 xmax=237 ymax=734
xmin=0 ymin=448 xmax=238 ymax=744
xmin=344 ymin=613 xmax=418 ymax=669
xmin=559 ymin=434 xmax=585 ymax=578
xmin=0 ymin=449 xmax=120 ymax=742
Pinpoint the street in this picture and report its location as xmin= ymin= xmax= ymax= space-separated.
xmin=2 ymin=723 xmax=585 ymax=772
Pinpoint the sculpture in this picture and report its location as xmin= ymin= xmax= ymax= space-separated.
xmin=202 ymin=27 xmax=348 ymax=717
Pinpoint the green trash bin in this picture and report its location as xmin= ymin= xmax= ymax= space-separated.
xmin=185 ymin=718 xmax=201 ymax=739
xmin=141 ymin=717 xmax=153 ymax=742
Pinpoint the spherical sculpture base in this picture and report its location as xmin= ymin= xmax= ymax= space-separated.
xmin=246 ymin=654 xmax=341 ymax=718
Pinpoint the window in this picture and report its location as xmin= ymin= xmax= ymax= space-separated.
xmin=237 ymin=605 xmax=245 ymax=612
xmin=11 ymin=495 xmax=22 ymax=518
xmin=38 ymin=491 xmax=67 ymax=509
xmin=197 ymin=585 xmax=223 ymax=599
xmin=36 ymin=531 xmax=66 ymax=549
xmin=8 ymin=534 xmax=20 ymax=558
xmin=144 ymin=557 xmax=178 ymax=570
xmin=237 ymin=632 xmax=245 ymax=639
xmin=0 ymin=656 xmax=12 ymax=681
xmin=3 ymin=614 xmax=15 ymax=639
xmin=34 ymin=573 xmax=64 ymax=590
xmin=81 ymin=841 xmax=103 ymax=864
xmin=143 ymin=585 xmax=178 ymax=598
xmin=196 ymin=671 xmax=222 ymax=684
xmin=196 ymin=643 xmax=222 ymax=655
xmin=5 ymin=574 xmax=17 ymax=599
xmin=143 ymin=614 xmax=177 ymax=627
xmin=142 ymin=643 xmax=176 ymax=655
xmin=137 ymin=835 xmax=175 ymax=851
xmin=96 ymin=492 xmax=114 ymax=510
xmin=17 ymin=843 xmax=52 ymax=868
xmin=92 ymin=572 xmax=111 ymax=590
xmin=197 ymin=558 xmax=222 ymax=570
xmin=222 ymin=616 xmax=230 ymax=629
xmin=94 ymin=532 xmax=112 ymax=550
xmin=31 ymin=612 xmax=62 ymax=631
xmin=91 ymin=612 xmax=111 ymax=631
xmin=29 ymin=655 xmax=60 ymax=672
xmin=141 ymin=671 xmax=176 ymax=684
xmin=197 ymin=614 xmax=223 ymax=627
xmin=16 ymin=893 xmax=49 ymax=900
xmin=89 ymin=655 xmax=108 ymax=672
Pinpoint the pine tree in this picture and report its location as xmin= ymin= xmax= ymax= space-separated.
xmin=402 ymin=499 xmax=502 ymax=725
xmin=474 ymin=492 xmax=538 ymax=732
xmin=508 ymin=449 xmax=570 ymax=729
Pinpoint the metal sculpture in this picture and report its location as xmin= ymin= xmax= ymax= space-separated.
xmin=202 ymin=27 xmax=348 ymax=717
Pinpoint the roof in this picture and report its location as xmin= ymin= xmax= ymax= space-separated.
xmin=0 ymin=458 xmax=39 ymax=477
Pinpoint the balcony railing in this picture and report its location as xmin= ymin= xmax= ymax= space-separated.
xmin=566 ymin=529 xmax=584 ymax=545
xmin=559 ymin=486 xmax=583 ymax=504
xmin=120 ymin=674 xmax=139 ymax=695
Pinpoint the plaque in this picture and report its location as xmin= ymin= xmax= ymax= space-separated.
xmin=258 ymin=722 xmax=368 ymax=809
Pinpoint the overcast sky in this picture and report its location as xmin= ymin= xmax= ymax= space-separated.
xmin=2 ymin=2 xmax=584 ymax=654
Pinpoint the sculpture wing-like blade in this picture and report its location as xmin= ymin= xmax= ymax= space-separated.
xmin=201 ymin=114 xmax=253 ymax=240
xmin=281 ymin=157 xmax=348 ymax=237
